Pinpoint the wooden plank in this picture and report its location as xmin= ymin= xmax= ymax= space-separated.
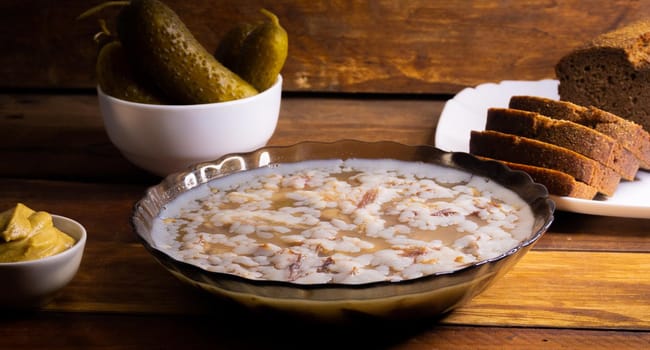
xmin=2 ymin=0 xmax=650 ymax=93
xmin=0 ymin=93 xmax=155 ymax=181
xmin=269 ymin=96 xmax=443 ymax=145
xmin=0 ymin=93 xmax=444 ymax=145
xmin=46 ymin=243 xmax=213 ymax=315
xmin=0 ymin=313 xmax=649 ymax=350
xmin=446 ymin=251 xmax=650 ymax=330
xmin=541 ymin=211 xmax=650 ymax=252
xmin=38 ymin=241 xmax=650 ymax=330
xmin=0 ymin=180 xmax=146 ymax=244
xmin=397 ymin=326 xmax=650 ymax=350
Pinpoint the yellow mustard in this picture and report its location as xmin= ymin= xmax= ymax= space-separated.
xmin=0 ymin=203 xmax=75 ymax=263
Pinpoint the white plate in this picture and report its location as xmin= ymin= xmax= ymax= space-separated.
xmin=435 ymin=79 xmax=650 ymax=218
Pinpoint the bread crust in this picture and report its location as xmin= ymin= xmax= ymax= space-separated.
xmin=555 ymin=20 xmax=650 ymax=137
xmin=509 ymin=95 xmax=650 ymax=170
xmin=476 ymin=157 xmax=598 ymax=200
xmin=469 ymin=130 xmax=621 ymax=196
xmin=486 ymin=107 xmax=639 ymax=180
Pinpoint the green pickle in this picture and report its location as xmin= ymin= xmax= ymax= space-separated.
xmin=96 ymin=41 xmax=166 ymax=104
xmin=215 ymin=21 xmax=256 ymax=75
xmin=217 ymin=9 xmax=288 ymax=91
xmin=117 ymin=0 xmax=258 ymax=104
xmin=81 ymin=1 xmax=287 ymax=104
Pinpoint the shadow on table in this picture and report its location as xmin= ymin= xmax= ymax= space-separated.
xmin=194 ymin=294 xmax=453 ymax=349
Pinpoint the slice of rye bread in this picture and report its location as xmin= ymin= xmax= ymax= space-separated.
xmin=469 ymin=130 xmax=621 ymax=196
xmin=477 ymin=156 xmax=598 ymax=199
xmin=554 ymin=20 xmax=650 ymax=134
xmin=486 ymin=107 xmax=639 ymax=180
xmin=509 ymin=95 xmax=650 ymax=170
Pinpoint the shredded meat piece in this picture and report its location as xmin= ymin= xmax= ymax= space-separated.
xmin=317 ymin=256 xmax=335 ymax=272
xmin=287 ymin=253 xmax=303 ymax=281
xmin=357 ymin=188 xmax=378 ymax=208
xmin=401 ymin=246 xmax=427 ymax=258
xmin=433 ymin=208 xmax=457 ymax=216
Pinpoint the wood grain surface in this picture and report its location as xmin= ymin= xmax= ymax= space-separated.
xmin=2 ymin=1 xmax=650 ymax=348
xmin=1 ymin=313 xmax=648 ymax=350
xmin=1 ymin=92 xmax=650 ymax=348
xmin=3 ymin=0 xmax=650 ymax=93
xmin=1 ymin=93 xmax=649 ymax=251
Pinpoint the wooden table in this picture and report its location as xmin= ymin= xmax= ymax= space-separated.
xmin=0 ymin=92 xmax=648 ymax=349
xmin=2 ymin=0 xmax=650 ymax=348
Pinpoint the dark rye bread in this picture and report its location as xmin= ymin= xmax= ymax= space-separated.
xmin=509 ymin=95 xmax=650 ymax=170
xmin=486 ymin=107 xmax=639 ymax=180
xmin=469 ymin=130 xmax=621 ymax=196
xmin=477 ymin=157 xmax=598 ymax=199
xmin=555 ymin=20 xmax=650 ymax=134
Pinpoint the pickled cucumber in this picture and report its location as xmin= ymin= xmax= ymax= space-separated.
xmin=96 ymin=41 xmax=167 ymax=104
xmin=117 ymin=0 xmax=258 ymax=104
xmin=215 ymin=21 xmax=256 ymax=74
xmin=217 ymin=9 xmax=288 ymax=91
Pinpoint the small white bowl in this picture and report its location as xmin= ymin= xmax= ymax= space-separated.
xmin=98 ymin=75 xmax=283 ymax=176
xmin=0 ymin=215 xmax=87 ymax=308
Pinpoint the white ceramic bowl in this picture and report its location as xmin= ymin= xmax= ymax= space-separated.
xmin=0 ymin=215 xmax=87 ymax=308
xmin=98 ymin=75 xmax=283 ymax=176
